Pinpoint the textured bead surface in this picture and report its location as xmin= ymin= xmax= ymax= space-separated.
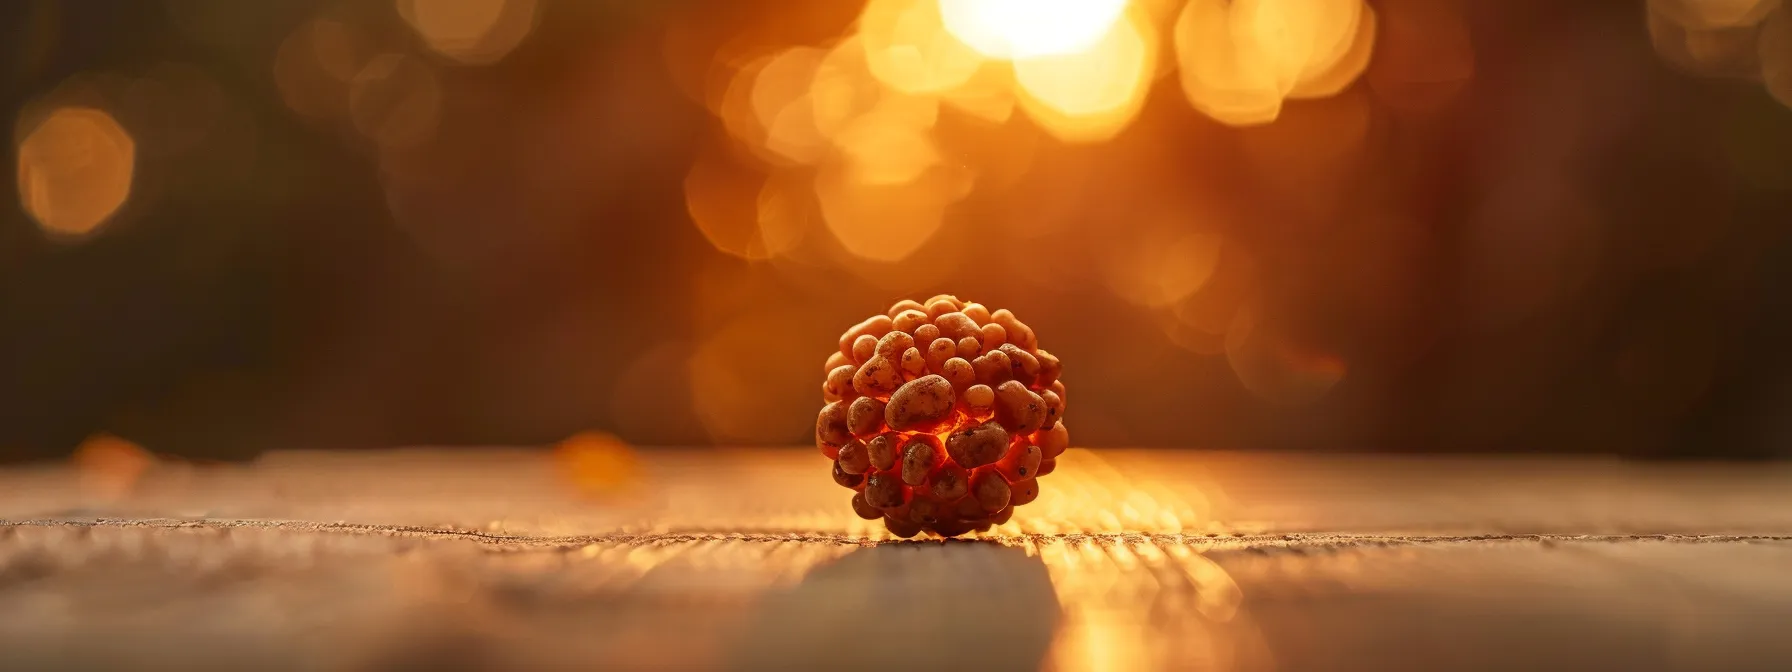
xmin=817 ymin=296 xmax=1068 ymax=537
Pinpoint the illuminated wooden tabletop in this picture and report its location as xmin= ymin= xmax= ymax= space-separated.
xmin=3 ymin=448 xmax=1791 ymax=671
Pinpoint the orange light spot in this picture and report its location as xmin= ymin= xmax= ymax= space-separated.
xmin=555 ymin=431 xmax=641 ymax=496
xmin=1174 ymin=0 xmax=1285 ymax=126
xmin=396 ymin=0 xmax=539 ymax=65
xmin=17 ymin=106 xmax=136 ymax=239
xmin=72 ymin=433 xmax=154 ymax=500
xmin=860 ymin=0 xmax=986 ymax=94
xmin=1013 ymin=8 xmax=1156 ymax=143
xmin=939 ymin=0 xmax=1129 ymax=60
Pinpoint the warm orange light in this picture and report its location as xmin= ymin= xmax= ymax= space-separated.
xmin=939 ymin=0 xmax=1129 ymax=60
xmin=860 ymin=0 xmax=985 ymax=94
xmin=1174 ymin=0 xmax=1286 ymax=126
xmin=72 ymin=433 xmax=154 ymax=500
xmin=684 ymin=145 xmax=799 ymax=260
xmin=1103 ymin=228 xmax=1223 ymax=308
xmin=1233 ymin=0 xmax=1362 ymax=92
xmin=1014 ymin=9 xmax=1156 ymax=142
xmin=396 ymin=0 xmax=539 ymax=65
xmin=831 ymin=98 xmax=943 ymax=185
xmin=555 ymin=430 xmax=640 ymax=496
xmin=17 ymin=106 xmax=136 ymax=239
xmin=813 ymin=163 xmax=963 ymax=262
xmin=1289 ymin=4 xmax=1377 ymax=100
xmin=750 ymin=46 xmax=829 ymax=164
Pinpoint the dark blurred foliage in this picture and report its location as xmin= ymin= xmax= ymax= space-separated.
xmin=3 ymin=0 xmax=1792 ymax=461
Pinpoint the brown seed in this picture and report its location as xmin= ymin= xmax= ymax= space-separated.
xmin=926 ymin=338 xmax=958 ymax=372
xmin=994 ymin=380 xmax=1047 ymax=435
xmin=934 ymin=312 xmax=980 ymax=341
xmin=891 ymin=309 xmax=930 ymax=335
xmin=839 ymin=315 xmax=894 ymax=358
xmin=1039 ymin=390 xmax=1063 ymax=431
xmin=962 ymin=384 xmax=995 ymax=418
xmin=946 ymin=421 xmax=1009 ymax=469
xmin=931 ymin=463 xmax=969 ymax=500
xmin=1009 ymin=478 xmax=1040 ymax=506
xmin=822 ymin=381 xmax=839 ymax=404
xmin=913 ymin=323 xmax=941 ymax=346
xmin=824 ymin=350 xmax=851 ymax=376
xmin=852 ymin=355 xmax=902 ymax=397
xmin=962 ymin=302 xmax=991 ymax=324
xmin=1049 ymin=379 xmax=1067 ymax=403
xmin=1037 ymin=421 xmax=1069 ymax=459
xmin=990 ymin=309 xmax=1036 ymax=351
xmin=1036 ymin=350 xmax=1062 ymax=388
xmin=972 ymin=349 xmax=1014 ymax=386
xmin=998 ymin=441 xmax=1042 ymax=481
xmin=999 ymin=344 xmax=1040 ymax=388
xmin=900 ymin=437 xmax=942 ymax=486
xmin=877 ymin=330 xmax=915 ymax=360
xmin=851 ymin=492 xmax=882 ymax=520
xmin=816 ymin=401 xmax=851 ymax=446
xmin=838 ymin=439 xmax=871 ymax=475
xmin=852 ymin=334 xmax=878 ymax=363
xmin=886 ymin=299 xmax=926 ymax=318
xmin=884 ymin=516 xmax=922 ymax=538
xmin=971 ymin=469 xmax=1011 ymax=513
xmin=832 ymin=461 xmax=863 ymax=489
xmin=867 ymin=433 xmax=900 ymax=471
xmin=886 ymin=375 xmax=956 ymax=432
xmin=941 ymin=357 xmax=976 ymax=390
xmin=1036 ymin=458 xmax=1056 ymax=476
xmin=825 ymin=365 xmax=857 ymax=402
xmin=900 ymin=347 xmax=927 ymax=379
xmin=979 ymin=322 xmax=1006 ymax=350
xmin=865 ymin=472 xmax=905 ymax=508
xmin=956 ymin=335 xmax=983 ymax=359
xmin=909 ymin=497 xmax=941 ymax=525
xmin=848 ymin=396 xmax=886 ymax=438
xmin=924 ymin=297 xmax=962 ymax=319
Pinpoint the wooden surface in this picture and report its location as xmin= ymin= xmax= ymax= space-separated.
xmin=3 ymin=448 xmax=1792 ymax=671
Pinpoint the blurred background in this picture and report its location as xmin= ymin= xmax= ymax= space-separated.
xmin=3 ymin=0 xmax=1792 ymax=462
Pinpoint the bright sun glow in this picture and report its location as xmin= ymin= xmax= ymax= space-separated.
xmin=938 ymin=0 xmax=1130 ymax=60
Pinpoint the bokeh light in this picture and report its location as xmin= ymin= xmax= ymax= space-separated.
xmin=938 ymin=0 xmax=1129 ymax=60
xmin=1174 ymin=0 xmax=1288 ymax=126
xmin=555 ymin=430 xmax=641 ymax=497
xmin=16 ymin=106 xmax=137 ymax=239
xmin=348 ymin=53 xmax=443 ymax=148
xmin=396 ymin=0 xmax=539 ymax=65
xmin=1014 ymin=8 xmax=1157 ymax=142
xmin=813 ymin=161 xmax=964 ymax=262
xmin=860 ymin=0 xmax=984 ymax=95
xmin=72 ymin=433 xmax=154 ymax=500
xmin=750 ymin=46 xmax=830 ymax=164
xmin=685 ymin=142 xmax=798 ymax=260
